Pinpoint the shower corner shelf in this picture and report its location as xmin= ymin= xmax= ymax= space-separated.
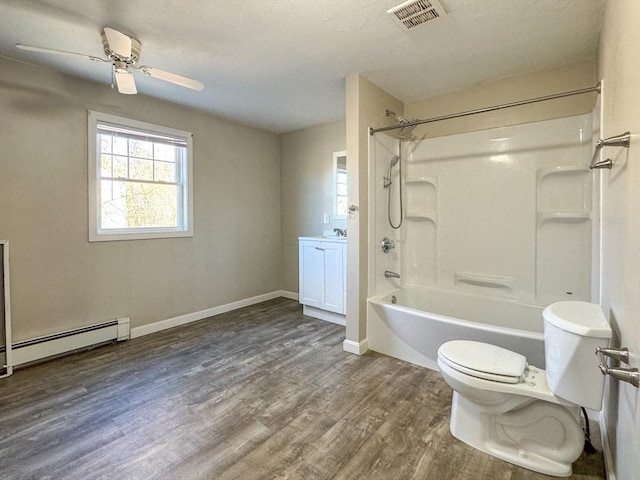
xmin=537 ymin=211 xmax=592 ymax=225
xmin=405 ymin=176 xmax=438 ymax=187
xmin=536 ymin=164 xmax=589 ymax=183
xmin=405 ymin=211 xmax=437 ymax=223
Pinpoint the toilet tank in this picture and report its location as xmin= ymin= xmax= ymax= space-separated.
xmin=543 ymin=301 xmax=612 ymax=410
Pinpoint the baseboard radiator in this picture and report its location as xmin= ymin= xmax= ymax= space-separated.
xmin=1 ymin=317 xmax=130 ymax=367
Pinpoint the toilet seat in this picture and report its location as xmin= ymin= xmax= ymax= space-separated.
xmin=438 ymin=340 xmax=527 ymax=384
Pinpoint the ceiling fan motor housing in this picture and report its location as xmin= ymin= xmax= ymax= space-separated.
xmin=101 ymin=32 xmax=141 ymax=64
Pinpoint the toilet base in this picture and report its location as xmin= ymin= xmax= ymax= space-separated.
xmin=450 ymin=392 xmax=584 ymax=477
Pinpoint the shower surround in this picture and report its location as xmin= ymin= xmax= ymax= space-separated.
xmin=367 ymin=113 xmax=598 ymax=368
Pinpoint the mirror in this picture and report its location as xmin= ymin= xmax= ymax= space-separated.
xmin=333 ymin=151 xmax=347 ymax=219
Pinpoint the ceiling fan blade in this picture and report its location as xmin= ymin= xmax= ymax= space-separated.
xmin=114 ymin=69 xmax=137 ymax=94
xmin=104 ymin=27 xmax=132 ymax=58
xmin=15 ymin=44 xmax=106 ymax=62
xmin=138 ymin=66 xmax=204 ymax=91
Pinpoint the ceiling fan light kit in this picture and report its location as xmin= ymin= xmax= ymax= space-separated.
xmin=113 ymin=60 xmax=130 ymax=75
xmin=15 ymin=27 xmax=203 ymax=95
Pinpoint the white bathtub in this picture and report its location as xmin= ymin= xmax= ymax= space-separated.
xmin=367 ymin=287 xmax=546 ymax=370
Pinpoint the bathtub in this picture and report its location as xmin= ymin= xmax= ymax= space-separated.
xmin=367 ymin=287 xmax=546 ymax=371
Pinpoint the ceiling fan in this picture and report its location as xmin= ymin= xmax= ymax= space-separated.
xmin=15 ymin=27 xmax=204 ymax=95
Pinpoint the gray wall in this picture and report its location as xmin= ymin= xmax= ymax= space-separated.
xmin=598 ymin=2 xmax=640 ymax=478
xmin=0 ymin=57 xmax=281 ymax=341
xmin=345 ymin=74 xmax=404 ymax=345
xmin=279 ymin=120 xmax=346 ymax=294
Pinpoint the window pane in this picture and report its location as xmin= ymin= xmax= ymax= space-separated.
xmin=337 ymin=184 xmax=347 ymax=196
xmin=154 ymin=161 xmax=176 ymax=182
xmin=100 ymin=134 xmax=112 ymax=153
xmin=129 ymin=158 xmax=154 ymax=181
xmin=100 ymin=179 xmax=124 ymax=228
xmin=337 ymin=172 xmax=347 ymax=183
xmin=101 ymin=154 xmax=112 ymax=177
xmin=100 ymin=181 xmax=179 ymax=229
xmin=129 ymin=139 xmax=153 ymax=159
xmin=154 ymin=143 xmax=176 ymax=162
xmin=337 ymin=197 xmax=348 ymax=216
xmin=113 ymin=136 xmax=128 ymax=155
xmin=113 ymin=156 xmax=128 ymax=178
xmin=101 ymin=179 xmax=114 ymax=202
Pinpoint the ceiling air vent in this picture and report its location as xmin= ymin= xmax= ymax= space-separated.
xmin=387 ymin=0 xmax=447 ymax=31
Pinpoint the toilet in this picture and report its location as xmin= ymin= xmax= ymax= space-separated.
xmin=437 ymin=301 xmax=612 ymax=477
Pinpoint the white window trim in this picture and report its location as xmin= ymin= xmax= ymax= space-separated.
xmin=88 ymin=111 xmax=194 ymax=242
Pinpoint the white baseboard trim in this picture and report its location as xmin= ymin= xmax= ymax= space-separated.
xmin=343 ymin=338 xmax=369 ymax=355
xmin=130 ymin=290 xmax=291 ymax=339
xmin=303 ymin=305 xmax=346 ymax=326
xmin=8 ymin=292 xmax=296 ymax=368
xmin=600 ymin=411 xmax=616 ymax=480
xmin=279 ymin=290 xmax=299 ymax=301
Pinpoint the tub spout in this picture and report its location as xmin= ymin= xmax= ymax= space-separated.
xmin=384 ymin=270 xmax=400 ymax=279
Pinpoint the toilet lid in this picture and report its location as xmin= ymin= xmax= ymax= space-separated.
xmin=438 ymin=340 xmax=527 ymax=384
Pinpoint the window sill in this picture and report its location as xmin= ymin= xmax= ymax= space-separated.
xmin=89 ymin=229 xmax=193 ymax=242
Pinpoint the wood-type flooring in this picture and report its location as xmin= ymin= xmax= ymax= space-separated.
xmin=0 ymin=298 xmax=605 ymax=480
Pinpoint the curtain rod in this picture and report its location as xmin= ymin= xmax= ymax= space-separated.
xmin=369 ymin=83 xmax=601 ymax=136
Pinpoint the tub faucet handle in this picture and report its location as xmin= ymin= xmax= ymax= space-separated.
xmin=381 ymin=237 xmax=395 ymax=253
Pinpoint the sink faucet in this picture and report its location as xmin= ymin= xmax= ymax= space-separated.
xmin=333 ymin=228 xmax=346 ymax=237
xmin=384 ymin=270 xmax=400 ymax=279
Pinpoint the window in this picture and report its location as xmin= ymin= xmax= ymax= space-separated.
xmin=333 ymin=151 xmax=348 ymax=218
xmin=88 ymin=111 xmax=193 ymax=241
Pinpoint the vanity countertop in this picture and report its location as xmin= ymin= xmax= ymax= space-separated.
xmin=299 ymin=235 xmax=347 ymax=243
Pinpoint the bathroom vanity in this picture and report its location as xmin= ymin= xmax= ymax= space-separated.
xmin=298 ymin=236 xmax=346 ymax=325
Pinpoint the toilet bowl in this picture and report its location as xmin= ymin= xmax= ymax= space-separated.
xmin=437 ymin=301 xmax=612 ymax=477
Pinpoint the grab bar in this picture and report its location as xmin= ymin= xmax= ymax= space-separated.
xmin=590 ymin=131 xmax=631 ymax=170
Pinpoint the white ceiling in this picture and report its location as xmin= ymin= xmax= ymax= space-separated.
xmin=0 ymin=0 xmax=605 ymax=134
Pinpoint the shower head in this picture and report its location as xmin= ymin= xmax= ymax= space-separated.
xmin=398 ymin=117 xmax=418 ymax=139
xmin=384 ymin=109 xmax=418 ymax=139
xmin=384 ymin=155 xmax=400 ymax=188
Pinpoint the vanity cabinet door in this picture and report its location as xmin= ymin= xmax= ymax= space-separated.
xmin=299 ymin=240 xmax=345 ymax=314
xmin=322 ymin=242 xmax=344 ymax=313
xmin=299 ymin=241 xmax=323 ymax=309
